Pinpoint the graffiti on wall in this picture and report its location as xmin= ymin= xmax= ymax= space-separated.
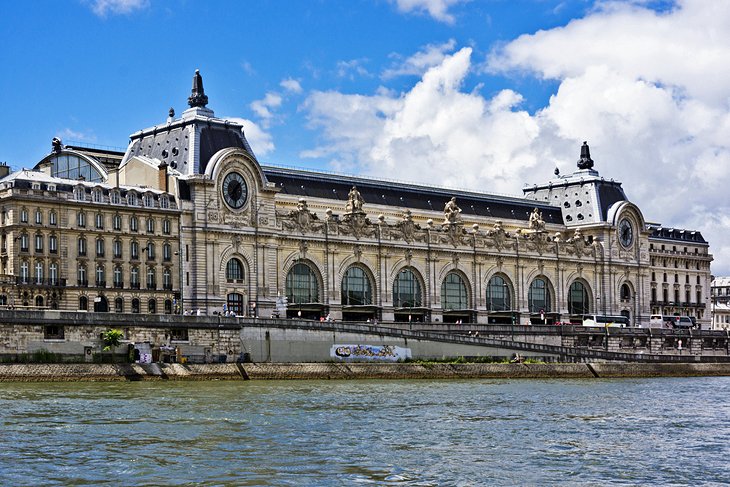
xmin=330 ymin=344 xmax=412 ymax=362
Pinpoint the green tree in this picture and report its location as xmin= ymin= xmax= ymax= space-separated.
xmin=102 ymin=329 xmax=124 ymax=362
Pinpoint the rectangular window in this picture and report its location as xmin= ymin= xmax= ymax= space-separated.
xmin=44 ymin=325 xmax=64 ymax=340
xmin=170 ymin=328 xmax=189 ymax=342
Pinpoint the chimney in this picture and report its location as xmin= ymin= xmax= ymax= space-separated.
xmin=158 ymin=161 xmax=169 ymax=193
xmin=0 ymin=163 xmax=10 ymax=179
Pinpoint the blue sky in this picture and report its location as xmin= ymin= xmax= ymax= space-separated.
xmin=1 ymin=0 xmax=729 ymax=275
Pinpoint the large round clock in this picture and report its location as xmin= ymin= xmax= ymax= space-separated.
xmin=222 ymin=172 xmax=247 ymax=209
xmin=618 ymin=218 xmax=634 ymax=248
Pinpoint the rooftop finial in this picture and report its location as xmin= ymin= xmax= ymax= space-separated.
xmin=187 ymin=69 xmax=208 ymax=108
xmin=577 ymin=141 xmax=594 ymax=170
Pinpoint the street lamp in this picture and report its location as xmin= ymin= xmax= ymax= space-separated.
xmin=174 ymin=250 xmax=183 ymax=314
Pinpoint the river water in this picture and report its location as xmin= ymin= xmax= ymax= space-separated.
xmin=1 ymin=377 xmax=728 ymax=486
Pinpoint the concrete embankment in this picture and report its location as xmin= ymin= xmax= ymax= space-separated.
xmin=1 ymin=362 xmax=730 ymax=382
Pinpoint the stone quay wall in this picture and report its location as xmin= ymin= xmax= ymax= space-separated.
xmin=1 ymin=362 xmax=730 ymax=382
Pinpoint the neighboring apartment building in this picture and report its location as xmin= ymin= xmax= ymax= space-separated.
xmin=0 ymin=71 xmax=714 ymax=326
xmin=711 ymin=277 xmax=730 ymax=330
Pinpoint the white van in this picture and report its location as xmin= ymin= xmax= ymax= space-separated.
xmin=582 ymin=315 xmax=631 ymax=328
xmin=649 ymin=314 xmax=664 ymax=328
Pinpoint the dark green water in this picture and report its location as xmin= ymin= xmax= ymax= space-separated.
xmin=1 ymin=378 xmax=728 ymax=486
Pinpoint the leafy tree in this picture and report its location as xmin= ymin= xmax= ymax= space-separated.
xmin=102 ymin=329 xmax=124 ymax=362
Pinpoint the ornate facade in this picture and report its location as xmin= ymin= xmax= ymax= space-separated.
xmin=0 ymin=72 xmax=714 ymax=327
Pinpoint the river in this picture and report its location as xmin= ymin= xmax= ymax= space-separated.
xmin=1 ymin=377 xmax=728 ymax=486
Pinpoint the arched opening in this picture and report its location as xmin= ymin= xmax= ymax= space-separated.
xmin=131 ymin=298 xmax=140 ymax=314
xmin=285 ymin=262 xmax=324 ymax=320
xmin=226 ymin=258 xmax=245 ymax=283
xmin=341 ymin=265 xmax=377 ymax=322
xmin=486 ymin=274 xmax=515 ymax=324
xmin=148 ymin=299 xmax=157 ymax=314
xmin=35 ymin=295 xmax=44 ymax=308
xmin=164 ymin=299 xmax=173 ymax=314
xmin=79 ymin=296 xmax=88 ymax=311
xmin=621 ymin=283 xmax=632 ymax=301
xmin=393 ymin=268 xmax=426 ymax=322
xmin=441 ymin=272 xmax=472 ymax=323
xmin=568 ymin=281 xmax=590 ymax=317
xmin=528 ymin=277 xmax=555 ymax=324
xmin=115 ymin=297 xmax=124 ymax=313
xmin=93 ymin=295 xmax=109 ymax=313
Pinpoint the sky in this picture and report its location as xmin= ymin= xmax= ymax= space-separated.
xmin=1 ymin=0 xmax=729 ymax=275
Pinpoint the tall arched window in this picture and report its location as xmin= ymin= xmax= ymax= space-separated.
xmin=528 ymin=277 xmax=551 ymax=313
xmin=131 ymin=298 xmax=140 ymax=313
xmin=442 ymin=272 xmax=468 ymax=310
xmin=393 ymin=268 xmax=422 ymax=308
xmin=115 ymin=297 xmax=123 ymax=313
xmin=568 ymin=281 xmax=590 ymax=315
xmin=226 ymin=258 xmax=244 ymax=282
xmin=148 ymin=299 xmax=156 ymax=314
xmin=79 ymin=296 xmax=88 ymax=311
xmin=621 ymin=283 xmax=631 ymax=300
xmin=286 ymin=263 xmax=319 ymax=303
xmin=486 ymin=275 xmax=511 ymax=311
xmin=342 ymin=266 xmax=372 ymax=305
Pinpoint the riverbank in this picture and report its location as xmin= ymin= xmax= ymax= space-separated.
xmin=1 ymin=362 xmax=730 ymax=381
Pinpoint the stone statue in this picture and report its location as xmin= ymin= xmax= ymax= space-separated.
xmin=528 ymin=208 xmax=545 ymax=231
xmin=443 ymin=197 xmax=461 ymax=224
xmin=51 ymin=137 xmax=63 ymax=153
xmin=346 ymin=186 xmax=364 ymax=213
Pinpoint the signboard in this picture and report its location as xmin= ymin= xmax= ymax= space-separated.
xmin=330 ymin=344 xmax=411 ymax=362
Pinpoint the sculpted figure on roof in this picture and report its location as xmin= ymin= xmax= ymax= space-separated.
xmin=346 ymin=186 xmax=365 ymax=214
xmin=528 ymin=208 xmax=545 ymax=232
xmin=443 ymin=197 xmax=461 ymax=224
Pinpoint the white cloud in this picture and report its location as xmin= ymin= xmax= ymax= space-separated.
xmin=336 ymin=59 xmax=372 ymax=80
xmin=302 ymin=2 xmax=730 ymax=274
xmin=87 ymin=0 xmax=149 ymax=17
xmin=382 ymin=39 xmax=457 ymax=79
xmin=250 ymin=92 xmax=283 ymax=127
xmin=58 ymin=128 xmax=97 ymax=143
xmin=280 ymin=78 xmax=303 ymax=94
xmin=225 ymin=118 xmax=275 ymax=157
xmin=391 ymin=0 xmax=465 ymax=24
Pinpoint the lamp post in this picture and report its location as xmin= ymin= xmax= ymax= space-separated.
xmin=174 ymin=250 xmax=183 ymax=314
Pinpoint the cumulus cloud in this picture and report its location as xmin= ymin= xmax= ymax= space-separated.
xmin=87 ymin=0 xmax=149 ymax=17
xmin=336 ymin=59 xmax=372 ymax=80
xmin=250 ymin=92 xmax=283 ymax=127
xmin=390 ymin=0 xmax=465 ymax=24
xmin=280 ymin=78 xmax=303 ymax=94
xmin=302 ymin=2 xmax=730 ymax=274
xmin=224 ymin=118 xmax=274 ymax=157
xmin=382 ymin=39 xmax=457 ymax=79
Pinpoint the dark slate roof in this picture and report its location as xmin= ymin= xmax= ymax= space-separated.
xmin=126 ymin=123 xmax=194 ymax=174
xmin=648 ymin=225 xmax=707 ymax=244
xmin=198 ymin=126 xmax=248 ymax=173
xmin=597 ymin=181 xmax=627 ymax=221
xmin=262 ymin=166 xmax=564 ymax=224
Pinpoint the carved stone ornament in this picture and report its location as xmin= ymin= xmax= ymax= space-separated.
xmin=232 ymin=234 xmax=242 ymax=251
xmin=526 ymin=231 xmax=552 ymax=255
xmin=564 ymin=228 xmax=593 ymax=256
xmin=298 ymin=240 xmax=309 ymax=259
xmin=392 ymin=209 xmax=422 ymax=243
xmin=345 ymin=186 xmax=365 ymax=214
xmin=340 ymin=212 xmax=376 ymax=239
xmin=486 ymin=221 xmax=514 ymax=251
xmin=353 ymin=244 xmax=363 ymax=261
xmin=280 ymin=198 xmax=322 ymax=233
xmin=527 ymin=208 xmax=546 ymax=232
xmin=405 ymin=248 xmax=413 ymax=265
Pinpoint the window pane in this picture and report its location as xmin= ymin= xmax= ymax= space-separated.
xmin=393 ymin=268 xmax=422 ymax=308
xmin=286 ymin=263 xmax=319 ymax=304
xmin=528 ymin=278 xmax=551 ymax=313
xmin=442 ymin=273 xmax=468 ymax=310
xmin=487 ymin=275 xmax=511 ymax=311
xmin=342 ymin=266 xmax=371 ymax=305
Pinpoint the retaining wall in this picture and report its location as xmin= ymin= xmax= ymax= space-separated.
xmin=1 ymin=362 xmax=729 ymax=382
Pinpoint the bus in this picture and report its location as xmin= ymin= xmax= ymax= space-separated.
xmin=582 ymin=315 xmax=631 ymax=328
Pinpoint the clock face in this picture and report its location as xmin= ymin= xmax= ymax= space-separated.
xmin=619 ymin=218 xmax=634 ymax=248
xmin=222 ymin=172 xmax=247 ymax=209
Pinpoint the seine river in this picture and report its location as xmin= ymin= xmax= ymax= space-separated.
xmin=1 ymin=377 xmax=728 ymax=486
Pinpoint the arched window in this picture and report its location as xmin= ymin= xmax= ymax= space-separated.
xmin=77 ymin=264 xmax=87 ymax=286
xmin=130 ymin=215 xmax=138 ymax=232
xmin=34 ymin=261 xmax=44 ymax=284
xmin=130 ymin=241 xmax=139 ymax=260
xmin=113 ymin=214 xmax=122 ymax=230
xmin=49 ymin=263 xmax=58 ymax=286
xmin=114 ymin=266 xmax=123 ymax=288
xmin=146 ymin=217 xmax=155 ymax=233
xmin=35 ymin=295 xmax=44 ymax=307
xmin=164 ymin=299 xmax=172 ymax=314
xmin=442 ymin=272 xmax=468 ymax=310
xmin=77 ymin=211 xmax=86 ymax=227
xmin=95 ymin=265 xmax=105 ymax=286
xmin=163 ymin=243 xmax=172 ymax=261
xmin=96 ymin=237 xmax=105 ymax=257
xmin=163 ymin=268 xmax=172 ymax=290
xmin=20 ymin=261 xmax=29 ymax=283
xmin=286 ymin=263 xmax=319 ymax=304
xmin=145 ymin=242 xmax=155 ymax=260
xmin=162 ymin=218 xmax=171 ymax=234
xmin=146 ymin=267 xmax=156 ymax=289
xmin=226 ymin=258 xmax=244 ymax=282
xmin=78 ymin=236 xmax=86 ymax=256
xmin=148 ymin=299 xmax=156 ymax=314
xmin=131 ymin=298 xmax=140 ymax=314
xmin=528 ymin=277 xmax=551 ymax=313
xmin=50 ymin=153 xmax=105 ymax=182
xmin=127 ymin=191 xmax=138 ymax=206
xmin=342 ymin=266 xmax=372 ymax=305
xmin=568 ymin=281 xmax=590 ymax=315
xmin=130 ymin=266 xmax=139 ymax=288
xmin=393 ymin=268 xmax=422 ymax=308
xmin=79 ymin=296 xmax=88 ymax=311
xmin=486 ymin=275 xmax=511 ymax=311
xmin=115 ymin=297 xmax=123 ymax=313
xmin=621 ymin=283 xmax=631 ymax=300
xmin=49 ymin=210 xmax=57 ymax=226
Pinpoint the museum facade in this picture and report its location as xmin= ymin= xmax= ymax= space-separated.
xmin=0 ymin=71 xmax=714 ymax=327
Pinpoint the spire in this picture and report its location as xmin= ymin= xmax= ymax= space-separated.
xmin=577 ymin=141 xmax=594 ymax=170
xmin=187 ymin=69 xmax=209 ymax=108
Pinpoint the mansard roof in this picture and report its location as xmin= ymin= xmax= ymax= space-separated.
xmin=648 ymin=224 xmax=707 ymax=244
xmin=262 ymin=166 xmax=564 ymax=224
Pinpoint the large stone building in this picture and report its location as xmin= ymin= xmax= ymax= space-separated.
xmin=0 ymin=71 xmax=714 ymax=327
